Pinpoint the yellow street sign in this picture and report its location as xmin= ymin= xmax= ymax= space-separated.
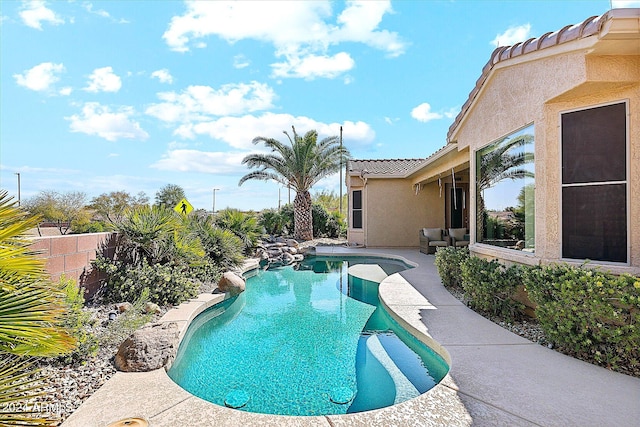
xmin=174 ymin=198 xmax=194 ymax=216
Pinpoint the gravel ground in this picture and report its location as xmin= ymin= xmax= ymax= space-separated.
xmin=446 ymin=286 xmax=549 ymax=346
xmin=32 ymin=304 xmax=167 ymax=425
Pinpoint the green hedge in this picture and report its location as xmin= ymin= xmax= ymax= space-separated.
xmin=460 ymin=256 xmax=524 ymax=321
xmin=524 ymin=264 xmax=640 ymax=372
xmin=434 ymin=246 xmax=469 ymax=289
xmin=434 ymin=249 xmax=640 ymax=374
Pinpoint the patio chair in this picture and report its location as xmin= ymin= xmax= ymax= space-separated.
xmin=419 ymin=228 xmax=449 ymax=254
xmin=448 ymin=228 xmax=470 ymax=248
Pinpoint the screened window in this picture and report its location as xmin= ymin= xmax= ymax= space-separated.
xmin=476 ymin=124 xmax=535 ymax=251
xmin=561 ymin=102 xmax=627 ymax=263
xmin=352 ymin=190 xmax=362 ymax=229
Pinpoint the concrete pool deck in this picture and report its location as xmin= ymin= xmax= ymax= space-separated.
xmin=62 ymin=248 xmax=640 ymax=427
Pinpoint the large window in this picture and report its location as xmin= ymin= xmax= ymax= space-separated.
xmin=561 ymin=102 xmax=627 ymax=263
xmin=476 ymin=124 xmax=535 ymax=251
xmin=352 ymin=190 xmax=362 ymax=229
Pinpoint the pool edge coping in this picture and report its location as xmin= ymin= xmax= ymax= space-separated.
xmin=61 ymin=252 xmax=472 ymax=427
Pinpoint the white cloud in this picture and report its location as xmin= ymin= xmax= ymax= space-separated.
xmin=83 ymin=2 xmax=129 ymax=23
xmin=173 ymin=112 xmax=374 ymax=150
xmin=59 ymin=86 xmax=72 ymax=96
xmin=151 ymin=150 xmax=247 ymax=174
xmin=332 ymin=1 xmax=405 ymax=57
xmin=85 ymin=66 xmax=122 ymax=93
xmin=162 ymin=1 xmax=404 ymax=79
xmin=443 ymin=107 xmax=459 ymax=119
xmin=19 ymin=0 xmax=64 ymax=30
xmin=233 ymin=54 xmax=250 ymax=69
xmin=14 ymin=62 xmax=65 ymax=92
xmin=151 ymin=69 xmax=174 ymax=84
xmin=83 ymin=3 xmax=110 ymax=18
xmin=66 ymin=102 xmax=149 ymax=141
xmin=411 ymin=103 xmax=443 ymax=123
xmin=612 ymin=0 xmax=640 ymax=6
xmin=271 ymin=51 xmax=355 ymax=79
xmin=491 ymin=24 xmax=531 ymax=47
xmin=146 ymin=81 xmax=276 ymax=123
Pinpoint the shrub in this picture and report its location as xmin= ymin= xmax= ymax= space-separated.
xmin=94 ymin=256 xmax=199 ymax=305
xmin=524 ymin=264 xmax=640 ymax=372
xmin=188 ymin=216 xmax=244 ymax=271
xmin=259 ymin=208 xmax=288 ymax=236
xmin=460 ymin=256 xmax=525 ymax=321
xmin=56 ymin=275 xmax=99 ymax=363
xmin=215 ymin=208 xmax=261 ymax=254
xmin=434 ymin=246 xmax=469 ymax=289
xmin=100 ymin=288 xmax=153 ymax=347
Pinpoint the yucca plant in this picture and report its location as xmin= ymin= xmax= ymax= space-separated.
xmin=0 ymin=189 xmax=76 ymax=426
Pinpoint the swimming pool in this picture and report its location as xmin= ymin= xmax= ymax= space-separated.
xmin=168 ymin=256 xmax=449 ymax=416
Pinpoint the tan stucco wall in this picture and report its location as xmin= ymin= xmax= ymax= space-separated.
xmin=452 ymin=50 xmax=640 ymax=274
xmin=349 ymin=178 xmax=445 ymax=248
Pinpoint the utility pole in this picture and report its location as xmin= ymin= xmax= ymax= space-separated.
xmin=339 ymin=126 xmax=343 ymax=215
xmin=14 ymin=173 xmax=21 ymax=206
xmin=212 ymin=188 xmax=220 ymax=215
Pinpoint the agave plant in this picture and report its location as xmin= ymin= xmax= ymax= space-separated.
xmin=0 ymin=190 xmax=75 ymax=426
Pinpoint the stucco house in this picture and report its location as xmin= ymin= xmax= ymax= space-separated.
xmin=347 ymin=8 xmax=640 ymax=275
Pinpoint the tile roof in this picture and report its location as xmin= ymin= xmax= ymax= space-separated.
xmin=348 ymin=158 xmax=428 ymax=177
xmin=447 ymin=9 xmax=627 ymax=142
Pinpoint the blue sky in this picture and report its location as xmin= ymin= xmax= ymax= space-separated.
xmin=1 ymin=0 xmax=637 ymax=212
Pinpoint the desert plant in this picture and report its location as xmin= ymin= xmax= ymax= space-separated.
xmin=99 ymin=289 xmax=153 ymax=347
xmin=215 ymin=208 xmax=261 ymax=254
xmin=189 ymin=216 xmax=244 ymax=271
xmin=55 ymin=276 xmax=99 ymax=364
xmin=0 ymin=190 xmax=75 ymax=426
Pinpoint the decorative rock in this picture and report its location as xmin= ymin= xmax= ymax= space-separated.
xmin=293 ymin=254 xmax=304 ymax=262
xmin=275 ymin=237 xmax=286 ymax=244
xmin=145 ymin=302 xmax=161 ymax=314
xmin=286 ymin=239 xmax=299 ymax=248
xmin=217 ymin=271 xmax=246 ymax=296
xmin=282 ymin=252 xmax=295 ymax=265
xmin=117 ymin=302 xmax=132 ymax=313
xmin=114 ymin=323 xmax=180 ymax=372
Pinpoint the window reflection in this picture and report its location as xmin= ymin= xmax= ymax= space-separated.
xmin=476 ymin=125 xmax=535 ymax=252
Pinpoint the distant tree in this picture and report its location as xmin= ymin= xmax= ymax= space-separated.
xmin=90 ymin=190 xmax=149 ymax=223
xmin=312 ymin=190 xmax=347 ymax=215
xmin=155 ymin=184 xmax=185 ymax=208
xmin=239 ymin=127 xmax=349 ymax=240
xmin=23 ymin=190 xmax=88 ymax=234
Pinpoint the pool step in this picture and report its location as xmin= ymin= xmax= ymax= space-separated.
xmin=365 ymin=335 xmax=420 ymax=403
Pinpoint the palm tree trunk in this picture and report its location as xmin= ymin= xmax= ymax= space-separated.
xmin=294 ymin=190 xmax=313 ymax=241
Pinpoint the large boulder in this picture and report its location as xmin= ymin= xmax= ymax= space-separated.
xmin=114 ymin=322 xmax=180 ymax=372
xmin=217 ymin=271 xmax=246 ymax=296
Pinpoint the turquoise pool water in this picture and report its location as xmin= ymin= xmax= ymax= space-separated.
xmin=168 ymin=257 xmax=449 ymax=416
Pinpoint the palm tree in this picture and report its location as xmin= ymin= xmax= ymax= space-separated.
xmin=0 ymin=190 xmax=75 ymax=426
xmin=239 ymin=126 xmax=350 ymax=241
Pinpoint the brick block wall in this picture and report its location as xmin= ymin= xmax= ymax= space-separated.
xmin=29 ymin=232 xmax=117 ymax=300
